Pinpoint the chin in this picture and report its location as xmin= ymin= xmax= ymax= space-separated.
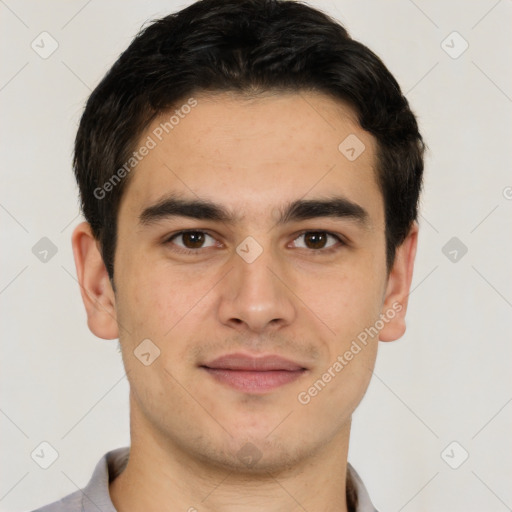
xmin=193 ymin=427 xmax=310 ymax=475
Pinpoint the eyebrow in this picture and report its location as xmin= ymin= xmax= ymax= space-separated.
xmin=138 ymin=193 xmax=370 ymax=228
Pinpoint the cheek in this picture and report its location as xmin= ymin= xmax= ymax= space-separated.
xmin=116 ymin=256 xmax=216 ymax=351
xmin=327 ymin=347 xmax=377 ymax=415
xmin=306 ymin=260 xmax=385 ymax=340
xmin=296 ymin=336 xmax=377 ymax=435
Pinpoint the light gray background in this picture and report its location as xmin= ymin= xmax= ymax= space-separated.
xmin=1 ymin=1 xmax=511 ymax=511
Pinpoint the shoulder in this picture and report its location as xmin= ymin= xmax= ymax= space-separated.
xmin=347 ymin=462 xmax=380 ymax=512
xmin=28 ymin=489 xmax=83 ymax=512
xmin=28 ymin=446 xmax=129 ymax=512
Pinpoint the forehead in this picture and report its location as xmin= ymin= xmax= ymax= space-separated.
xmin=118 ymin=91 xmax=382 ymax=226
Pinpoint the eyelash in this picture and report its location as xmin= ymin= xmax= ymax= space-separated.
xmin=163 ymin=229 xmax=346 ymax=255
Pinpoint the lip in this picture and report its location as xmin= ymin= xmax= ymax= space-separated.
xmin=203 ymin=353 xmax=307 ymax=371
xmin=200 ymin=353 xmax=308 ymax=393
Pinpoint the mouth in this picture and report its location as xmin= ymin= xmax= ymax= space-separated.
xmin=200 ymin=353 xmax=309 ymax=393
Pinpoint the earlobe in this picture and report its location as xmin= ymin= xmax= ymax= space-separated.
xmin=379 ymin=222 xmax=419 ymax=342
xmin=71 ymin=221 xmax=119 ymax=340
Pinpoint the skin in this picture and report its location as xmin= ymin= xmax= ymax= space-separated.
xmin=72 ymin=90 xmax=418 ymax=512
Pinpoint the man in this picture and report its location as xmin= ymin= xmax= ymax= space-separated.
xmin=32 ymin=0 xmax=423 ymax=510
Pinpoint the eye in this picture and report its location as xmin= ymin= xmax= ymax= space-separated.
xmin=163 ymin=229 xmax=346 ymax=256
xmin=165 ymin=230 xmax=218 ymax=254
xmin=291 ymin=231 xmax=345 ymax=252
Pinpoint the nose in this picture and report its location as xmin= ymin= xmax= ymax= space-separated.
xmin=216 ymin=241 xmax=297 ymax=334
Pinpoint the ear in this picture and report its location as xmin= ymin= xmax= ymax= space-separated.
xmin=71 ymin=221 xmax=119 ymax=340
xmin=379 ymin=221 xmax=419 ymax=342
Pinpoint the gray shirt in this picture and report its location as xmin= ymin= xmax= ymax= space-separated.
xmin=30 ymin=446 xmax=379 ymax=512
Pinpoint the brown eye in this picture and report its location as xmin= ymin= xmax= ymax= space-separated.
xmin=304 ymin=232 xmax=328 ymax=249
xmin=181 ymin=231 xmax=206 ymax=248
xmin=167 ymin=231 xmax=216 ymax=252
xmin=292 ymin=231 xmax=343 ymax=251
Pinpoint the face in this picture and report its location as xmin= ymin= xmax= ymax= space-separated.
xmin=74 ymin=91 xmax=417 ymax=474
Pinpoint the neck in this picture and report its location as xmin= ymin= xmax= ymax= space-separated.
xmin=110 ymin=399 xmax=353 ymax=512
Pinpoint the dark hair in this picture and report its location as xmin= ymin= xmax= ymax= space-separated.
xmin=74 ymin=0 xmax=424 ymax=282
